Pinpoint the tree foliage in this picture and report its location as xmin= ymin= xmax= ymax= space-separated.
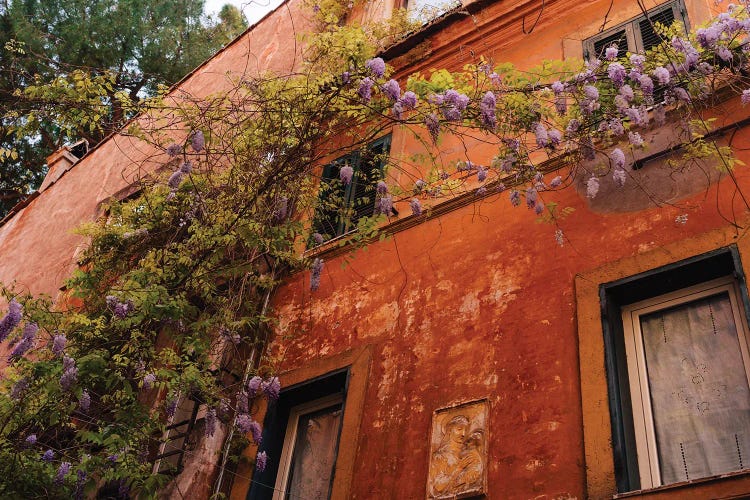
xmin=0 ymin=0 xmax=248 ymax=215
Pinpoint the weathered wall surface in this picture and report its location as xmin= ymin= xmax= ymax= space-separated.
xmin=244 ymin=1 xmax=750 ymax=499
xmin=3 ymin=0 xmax=750 ymax=498
xmin=0 ymin=0 xmax=313 ymax=301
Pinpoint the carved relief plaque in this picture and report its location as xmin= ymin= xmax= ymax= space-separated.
xmin=426 ymin=399 xmax=488 ymax=499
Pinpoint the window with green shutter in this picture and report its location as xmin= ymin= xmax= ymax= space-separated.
xmin=583 ymin=1 xmax=687 ymax=60
xmin=311 ymin=135 xmax=391 ymax=242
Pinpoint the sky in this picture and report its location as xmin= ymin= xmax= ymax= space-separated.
xmin=204 ymin=0 xmax=285 ymax=26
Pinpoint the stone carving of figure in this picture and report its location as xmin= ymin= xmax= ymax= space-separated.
xmin=430 ymin=415 xmax=469 ymax=497
xmin=453 ymin=429 xmax=484 ymax=491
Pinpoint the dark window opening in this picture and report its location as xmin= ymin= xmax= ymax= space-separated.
xmin=248 ymin=369 xmax=349 ymax=500
xmin=311 ymin=136 xmax=391 ymax=242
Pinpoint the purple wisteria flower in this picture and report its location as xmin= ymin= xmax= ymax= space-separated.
xmin=365 ymin=57 xmax=385 ymax=78
xmin=534 ymin=123 xmax=548 ymax=148
xmin=608 ymin=62 xmax=626 ymax=87
xmin=376 ymin=180 xmax=388 ymax=195
xmin=619 ymin=85 xmax=634 ymax=102
xmin=607 ymin=119 xmax=624 ymax=137
xmin=548 ymin=129 xmax=562 ymax=147
xmin=554 ymin=93 xmax=567 ymax=115
xmin=236 ymin=414 xmax=262 ymax=443
xmin=205 ymin=408 xmax=217 ymax=438
xmin=341 ymin=71 xmax=350 ymax=84
xmin=237 ymin=390 xmax=250 ymax=414
xmin=525 ymin=187 xmax=538 ymax=209
xmin=717 ymin=46 xmax=733 ymax=62
xmin=400 ymin=91 xmax=417 ymax=109
xmin=256 ymin=451 xmax=268 ymax=472
xmin=613 ymin=168 xmax=627 ymax=188
xmin=638 ymin=74 xmax=654 ymax=96
xmin=583 ymin=85 xmax=599 ymax=100
xmin=179 ymin=161 xmax=193 ymax=174
xmin=55 ymin=462 xmax=71 ymax=485
xmin=358 ymin=77 xmax=374 ymax=103
xmin=555 ymin=229 xmax=565 ymax=247
xmin=9 ymin=323 xmax=37 ymax=360
xmin=742 ymin=89 xmax=750 ymax=106
xmin=262 ymin=376 xmax=281 ymax=400
xmin=190 ymin=130 xmax=205 ymax=153
xmin=630 ymin=54 xmax=645 ymax=70
xmin=414 ymin=179 xmax=426 ymax=193
xmin=377 ymin=195 xmax=393 ymax=215
xmin=310 ymin=258 xmax=324 ymax=292
xmin=166 ymin=397 xmax=178 ymax=419
xmin=696 ymin=25 xmax=721 ymax=48
xmin=509 ymin=190 xmax=521 ymax=207
xmin=42 ymin=449 xmax=54 ymax=462
xmin=477 ymin=167 xmax=487 ymax=182
xmin=51 ymin=333 xmax=66 ymax=356
xmin=142 ymin=373 xmax=156 ymax=391
xmin=605 ymin=45 xmax=619 ymax=61
xmin=60 ymin=356 xmax=78 ymax=391
xmin=611 ymin=148 xmax=626 ymax=169
xmin=670 ymin=87 xmax=691 ymax=103
xmin=534 ymin=201 xmax=545 ymax=215
xmin=312 ymin=232 xmax=325 ymax=245
xmin=476 ymin=186 xmax=487 ymax=196
xmin=581 ymin=85 xmax=600 ymax=114
xmin=480 ymin=91 xmax=497 ymax=130
xmin=550 ymin=176 xmax=562 ymax=188
xmin=339 ymin=164 xmax=354 ymax=185
xmin=0 ymin=299 xmax=22 ymax=343
xmin=75 ymin=469 xmax=86 ymax=500
xmin=439 ymin=90 xmax=469 ymax=121
xmin=653 ymin=67 xmax=670 ymax=85
xmin=166 ymin=143 xmax=182 ymax=157
xmin=113 ymin=300 xmax=133 ymax=319
xmin=391 ymin=102 xmax=404 ymax=120
xmin=382 ymin=79 xmax=400 ymax=101
xmin=79 ymin=390 xmax=90 ymax=412
xmin=586 ymin=176 xmax=600 ymax=199
xmin=628 ymin=132 xmax=643 ymax=147
xmin=410 ymin=198 xmax=422 ymax=216
xmin=551 ymin=81 xmax=564 ymax=94
xmin=167 ymin=170 xmax=184 ymax=190
xmin=565 ymin=119 xmax=580 ymax=136
xmin=247 ymin=375 xmax=263 ymax=396
xmin=425 ymin=113 xmax=440 ymax=143
xmin=25 ymin=434 xmax=37 ymax=446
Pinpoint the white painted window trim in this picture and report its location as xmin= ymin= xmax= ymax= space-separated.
xmin=621 ymin=276 xmax=750 ymax=488
xmin=272 ymin=394 xmax=344 ymax=500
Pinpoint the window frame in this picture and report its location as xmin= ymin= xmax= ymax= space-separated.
xmin=582 ymin=1 xmax=688 ymax=61
xmin=621 ymin=276 xmax=750 ymax=488
xmin=597 ymin=246 xmax=750 ymax=493
xmin=271 ymin=394 xmax=345 ymax=500
xmin=312 ymin=135 xmax=391 ymax=241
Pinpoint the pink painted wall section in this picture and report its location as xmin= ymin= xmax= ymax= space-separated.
xmin=0 ymin=0 xmax=312 ymax=299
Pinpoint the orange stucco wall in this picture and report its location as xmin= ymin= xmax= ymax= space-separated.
xmin=3 ymin=0 xmax=750 ymax=499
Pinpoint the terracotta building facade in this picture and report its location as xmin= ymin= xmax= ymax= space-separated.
xmin=3 ymin=0 xmax=750 ymax=499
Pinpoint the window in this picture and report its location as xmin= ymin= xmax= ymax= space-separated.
xmin=583 ymin=1 xmax=688 ymax=60
xmin=600 ymin=247 xmax=750 ymax=492
xmin=272 ymin=395 xmax=344 ymax=499
xmin=623 ymin=278 xmax=750 ymax=488
xmin=312 ymin=136 xmax=391 ymax=241
xmin=248 ymin=369 xmax=348 ymax=500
